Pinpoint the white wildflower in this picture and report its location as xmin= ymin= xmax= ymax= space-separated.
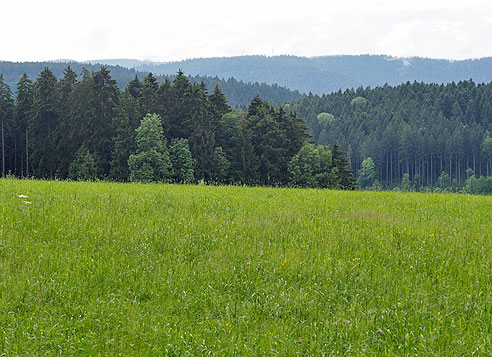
xmin=18 ymin=194 xmax=28 ymax=198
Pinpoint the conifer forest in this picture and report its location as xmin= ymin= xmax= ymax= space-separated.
xmin=0 ymin=67 xmax=355 ymax=189
xmin=2 ymin=64 xmax=492 ymax=193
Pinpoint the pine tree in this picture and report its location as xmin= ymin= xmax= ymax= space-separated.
xmin=246 ymin=97 xmax=287 ymax=185
xmin=69 ymin=67 xmax=119 ymax=178
xmin=0 ymin=75 xmax=14 ymax=177
xmin=29 ymin=68 xmax=59 ymax=178
xmin=187 ymin=84 xmax=216 ymax=181
xmin=126 ymin=75 xmax=142 ymax=99
xmin=168 ymin=70 xmax=193 ymax=139
xmin=139 ymin=73 xmax=159 ymax=116
xmin=110 ymin=92 xmax=141 ymax=181
xmin=331 ymin=141 xmax=356 ymax=189
xmin=14 ymin=73 xmax=33 ymax=177
xmin=54 ymin=66 xmax=77 ymax=178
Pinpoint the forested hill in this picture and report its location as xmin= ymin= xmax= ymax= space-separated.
xmin=88 ymin=55 xmax=492 ymax=95
xmin=0 ymin=61 xmax=302 ymax=106
xmin=292 ymin=80 xmax=492 ymax=189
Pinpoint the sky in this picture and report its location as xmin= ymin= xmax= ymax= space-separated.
xmin=1 ymin=0 xmax=492 ymax=62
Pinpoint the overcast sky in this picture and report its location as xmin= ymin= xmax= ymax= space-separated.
xmin=2 ymin=0 xmax=492 ymax=62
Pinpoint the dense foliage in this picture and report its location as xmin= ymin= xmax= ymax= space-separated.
xmin=294 ymin=80 xmax=492 ymax=193
xmin=0 ymin=61 xmax=303 ymax=107
xmin=0 ymin=67 xmax=355 ymax=189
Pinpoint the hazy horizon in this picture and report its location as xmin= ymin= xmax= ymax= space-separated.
xmin=4 ymin=53 xmax=490 ymax=65
xmin=1 ymin=0 xmax=492 ymax=63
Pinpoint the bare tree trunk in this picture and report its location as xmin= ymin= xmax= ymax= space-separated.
xmin=430 ymin=153 xmax=433 ymax=185
xmin=14 ymin=137 xmax=17 ymax=176
xmin=1 ymin=120 xmax=5 ymax=177
xmin=26 ymin=126 xmax=29 ymax=177
xmin=390 ymin=151 xmax=393 ymax=183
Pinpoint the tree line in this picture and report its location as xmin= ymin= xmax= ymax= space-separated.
xmin=0 ymin=61 xmax=304 ymax=107
xmin=0 ymin=67 xmax=355 ymax=189
xmin=293 ymin=80 xmax=492 ymax=192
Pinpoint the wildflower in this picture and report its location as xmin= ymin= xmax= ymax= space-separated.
xmin=34 ymin=298 xmax=38 ymax=302
xmin=343 ymin=320 xmax=350 ymax=324
xmin=386 ymin=328 xmax=390 ymax=333
xmin=226 ymin=322 xmax=231 ymax=327
xmin=298 ymin=338 xmax=303 ymax=343
xmin=331 ymin=322 xmax=338 ymax=326
xmin=377 ymin=329 xmax=383 ymax=333
xmin=18 ymin=194 xmax=28 ymax=198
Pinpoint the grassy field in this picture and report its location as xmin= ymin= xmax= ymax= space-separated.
xmin=1 ymin=179 xmax=492 ymax=355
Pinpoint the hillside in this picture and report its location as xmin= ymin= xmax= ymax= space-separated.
xmin=292 ymin=79 xmax=492 ymax=190
xmin=0 ymin=61 xmax=302 ymax=106
xmin=87 ymin=55 xmax=492 ymax=95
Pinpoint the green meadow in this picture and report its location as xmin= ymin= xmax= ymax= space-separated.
xmin=1 ymin=179 xmax=492 ymax=355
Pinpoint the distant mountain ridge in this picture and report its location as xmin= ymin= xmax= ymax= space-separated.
xmin=0 ymin=60 xmax=303 ymax=106
xmin=85 ymin=55 xmax=492 ymax=95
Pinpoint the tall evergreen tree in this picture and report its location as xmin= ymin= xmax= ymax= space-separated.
xmin=110 ymin=91 xmax=141 ymax=181
xmin=126 ymin=75 xmax=142 ymax=99
xmin=69 ymin=67 xmax=119 ymax=178
xmin=29 ymin=68 xmax=59 ymax=178
xmin=168 ymin=70 xmax=193 ymax=139
xmin=139 ymin=73 xmax=159 ymax=116
xmin=188 ymin=87 xmax=216 ymax=180
xmin=54 ymin=66 xmax=78 ymax=178
xmin=331 ymin=141 xmax=356 ymax=190
xmin=14 ymin=73 xmax=33 ymax=177
xmin=0 ymin=75 xmax=14 ymax=177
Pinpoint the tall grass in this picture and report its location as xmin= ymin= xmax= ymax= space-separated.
xmin=1 ymin=179 xmax=491 ymax=354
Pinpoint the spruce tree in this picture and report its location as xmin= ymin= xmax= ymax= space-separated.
xmin=0 ymin=75 xmax=14 ymax=177
xmin=14 ymin=73 xmax=33 ymax=177
xmin=29 ymin=68 xmax=59 ymax=178
xmin=331 ymin=141 xmax=356 ymax=190
xmin=110 ymin=91 xmax=141 ymax=181
xmin=139 ymin=73 xmax=159 ymax=116
xmin=54 ymin=66 xmax=77 ymax=178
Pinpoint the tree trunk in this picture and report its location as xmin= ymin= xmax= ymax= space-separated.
xmin=26 ymin=126 xmax=29 ymax=177
xmin=1 ymin=120 xmax=4 ymax=177
xmin=14 ymin=137 xmax=17 ymax=176
xmin=390 ymin=151 xmax=393 ymax=183
xmin=430 ymin=153 xmax=433 ymax=185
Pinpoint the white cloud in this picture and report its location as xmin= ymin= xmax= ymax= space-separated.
xmin=0 ymin=0 xmax=492 ymax=61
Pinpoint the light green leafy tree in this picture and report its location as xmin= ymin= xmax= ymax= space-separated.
xmin=401 ymin=173 xmax=412 ymax=191
xmin=437 ymin=171 xmax=451 ymax=190
xmin=168 ymin=138 xmax=195 ymax=184
xmin=358 ymin=157 xmax=377 ymax=189
xmin=128 ymin=113 xmax=171 ymax=183
xmin=68 ymin=146 xmax=98 ymax=181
